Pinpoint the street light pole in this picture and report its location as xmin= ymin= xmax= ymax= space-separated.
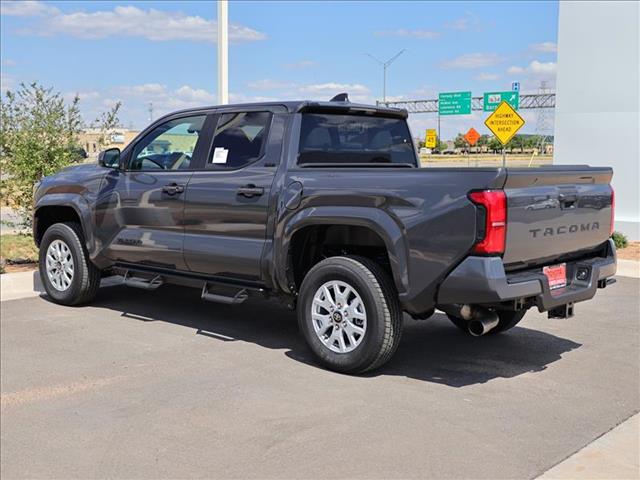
xmin=366 ymin=49 xmax=406 ymax=103
xmin=217 ymin=0 xmax=229 ymax=105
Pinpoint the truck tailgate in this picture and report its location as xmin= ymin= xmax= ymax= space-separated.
xmin=502 ymin=167 xmax=613 ymax=266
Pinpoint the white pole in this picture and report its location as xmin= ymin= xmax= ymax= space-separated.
xmin=217 ymin=0 xmax=229 ymax=105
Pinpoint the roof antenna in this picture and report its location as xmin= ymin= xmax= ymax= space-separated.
xmin=330 ymin=93 xmax=349 ymax=102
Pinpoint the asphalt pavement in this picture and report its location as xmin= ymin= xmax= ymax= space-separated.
xmin=1 ymin=277 xmax=638 ymax=479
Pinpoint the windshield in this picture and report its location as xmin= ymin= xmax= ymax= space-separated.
xmin=298 ymin=113 xmax=417 ymax=166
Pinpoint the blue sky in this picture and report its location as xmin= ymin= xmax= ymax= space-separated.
xmin=0 ymin=0 xmax=558 ymax=139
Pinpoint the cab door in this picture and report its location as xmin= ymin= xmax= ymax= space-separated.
xmin=99 ymin=113 xmax=213 ymax=270
xmin=182 ymin=110 xmax=284 ymax=281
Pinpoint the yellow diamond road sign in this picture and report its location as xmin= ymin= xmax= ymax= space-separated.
xmin=484 ymin=100 xmax=525 ymax=145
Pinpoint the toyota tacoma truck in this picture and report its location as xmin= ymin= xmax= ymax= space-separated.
xmin=33 ymin=96 xmax=616 ymax=374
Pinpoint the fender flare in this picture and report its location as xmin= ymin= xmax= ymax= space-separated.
xmin=276 ymin=206 xmax=409 ymax=295
xmin=34 ymin=194 xmax=94 ymax=253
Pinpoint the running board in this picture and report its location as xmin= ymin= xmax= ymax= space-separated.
xmin=201 ymin=283 xmax=248 ymax=305
xmin=122 ymin=271 xmax=164 ymax=290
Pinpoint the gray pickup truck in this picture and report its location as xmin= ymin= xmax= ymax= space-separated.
xmin=33 ymin=96 xmax=616 ymax=373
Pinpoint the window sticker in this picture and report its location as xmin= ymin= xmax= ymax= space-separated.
xmin=212 ymin=147 xmax=229 ymax=164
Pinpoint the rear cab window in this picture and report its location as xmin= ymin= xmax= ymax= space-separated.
xmin=298 ymin=113 xmax=417 ymax=167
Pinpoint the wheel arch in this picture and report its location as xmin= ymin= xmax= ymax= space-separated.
xmin=278 ymin=206 xmax=409 ymax=296
xmin=33 ymin=195 xmax=93 ymax=252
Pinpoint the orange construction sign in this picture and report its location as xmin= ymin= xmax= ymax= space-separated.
xmin=464 ymin=127 xmax=481 ymax=146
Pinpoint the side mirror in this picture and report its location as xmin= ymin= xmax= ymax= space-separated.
xmin=98 ymin=148 xmax=121 ymax=169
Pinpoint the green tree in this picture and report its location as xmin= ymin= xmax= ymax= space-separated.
xmin=487 ymin=137 xmax=502 ymax=153
xmin=92 ymin=101 xmax=122 ymax=151
xmin=0 ymin=82 xmax=120 ymax=228
xmin=453 ymin=133 xmax=467 ymax=150
xmin=510 ymin=135 xmax=524 ymax=153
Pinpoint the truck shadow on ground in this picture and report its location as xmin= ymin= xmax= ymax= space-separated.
xmin=82 ymin=283 xmax=581 ymax=388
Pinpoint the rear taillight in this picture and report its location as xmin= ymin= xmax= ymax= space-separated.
xmin=610 ymin=187 xmax=615 ymax=235
xmin=469 ymin=190 xmax=507 ymax=255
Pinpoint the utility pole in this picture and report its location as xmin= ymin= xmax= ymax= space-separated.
xmin=217 ymin=0 xmax=229 ymax=105
xmin=148 ymin=102 xmax=153 ymax=123
xmin=365 ymin=49 xmax=406 ymax=102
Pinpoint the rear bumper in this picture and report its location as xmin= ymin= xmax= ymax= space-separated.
xmin=437 ymin=240 xmax=617 ymax=312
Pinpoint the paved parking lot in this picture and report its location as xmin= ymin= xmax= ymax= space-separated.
xmin=1 ymin=277 xmax=638 ymax=479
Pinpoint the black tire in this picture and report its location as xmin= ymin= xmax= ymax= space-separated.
xmin=297 ymin=256 xmax=403 ymax=374
xmin=447 ymin=309 xmax=527 ymax=335
xmin=39 ymin=222 xmax=101 ymax=306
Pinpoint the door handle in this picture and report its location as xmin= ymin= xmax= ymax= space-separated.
xmin=162 ymin=183 xmax=185 ymax=195
xmin=237 ymin=184 xmax=264 ymax=198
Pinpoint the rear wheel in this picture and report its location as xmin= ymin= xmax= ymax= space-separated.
xmin=39 ymin=222 xmax=101 ymax=306
xmin=447 ymin=309 xmax=527 ymax=335
xmin=297 ymin=256 xmax=403 ymax=374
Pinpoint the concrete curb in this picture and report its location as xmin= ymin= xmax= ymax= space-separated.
xmin=0 ymin=271 xmax=121 ymax=302
xmin=538 ymin=414 xmax=639 ymax=479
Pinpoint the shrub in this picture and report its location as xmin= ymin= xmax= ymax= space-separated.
xmin=611 ymin=231 xmax=628 ymax=249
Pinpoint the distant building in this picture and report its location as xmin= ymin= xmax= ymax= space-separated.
xmin=78 ymin=128 xmax=140 ymax=157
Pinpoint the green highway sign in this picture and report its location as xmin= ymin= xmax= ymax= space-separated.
xmin=483 ymin=91 xmax=520 ymax=111
xmin=438 ymin=91 xmax=472 ymax=115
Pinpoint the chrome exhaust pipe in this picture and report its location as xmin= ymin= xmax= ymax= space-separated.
xmin=439 ymin=304 xmax=500 ymax=336
xmin=466 ymin=308 xmax=499 ymax=336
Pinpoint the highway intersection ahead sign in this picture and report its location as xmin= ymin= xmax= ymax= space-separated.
xmin=484 ymin=101 xmax=525 ymax=145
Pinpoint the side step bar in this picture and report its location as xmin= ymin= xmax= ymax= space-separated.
xmin=201 ymin=283 xmax=248 ymax=305
xmin=122 ymin=271 xmax=164 ymax=290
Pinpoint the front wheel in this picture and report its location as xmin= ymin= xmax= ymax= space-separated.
xmin=39 ymin=222 xmax=101 ymax=306
xmin=297 ymin=256 xmax=403 ymax=374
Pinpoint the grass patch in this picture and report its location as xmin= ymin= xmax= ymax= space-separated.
xmin=1 ymin=234 xmax=38 ymax=264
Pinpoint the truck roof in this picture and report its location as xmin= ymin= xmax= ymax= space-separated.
xmin=166 ymin=100 xmax=408 ymax=119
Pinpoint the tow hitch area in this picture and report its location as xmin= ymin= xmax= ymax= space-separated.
xmin=548 ymin=303 xmax=574 ymax=319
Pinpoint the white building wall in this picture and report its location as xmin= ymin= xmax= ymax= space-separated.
xmin=554 ymin=1 xmax=639 ymax=240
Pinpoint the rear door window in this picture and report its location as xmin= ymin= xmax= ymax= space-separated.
xmin=298 ymin=113 xmax=416 ymax=166
xmin=207 ymin=112 xmax=272 ymax=169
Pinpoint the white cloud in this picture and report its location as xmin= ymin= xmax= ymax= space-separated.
xmin=507 ymin=60 xmax=556 ymax=76
xmin=247 ymin=79 xmax=296 ymax=90
xmin=445 ymin=12 xmax=481 ymax=31
xmin=298 ymin=82 xmax=370 ymax=95
xmin=475 ymin=72 xmax=501 ymax=81
xmin=245 ymin=80 xmax=372 ymax=102
xmin=441 ymin=53 xmax=505 ymax=69
xmin=229 ymin=93 xmax=279 ymax=104
xmin=118 ymin=83 xmax=167 ymax=96
xmin=0 ymin=72 xmax=15 ymax=91
xmin=530 ymin=42 xmax=557 ymax=53
xmin=0 ymin=0 xmax=58 ymax=17
xmin=374 ymin=29 xmax=439 ymax=39
xmin=174 ymin=85 xmax=216 ymax=103
xmin=506 ymin=60 xmax=557 ymax=91
xmin=22 ymin=5 xmax=265 ymax=43
xmin=284 ymin=60 xmax=317 ymax=69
